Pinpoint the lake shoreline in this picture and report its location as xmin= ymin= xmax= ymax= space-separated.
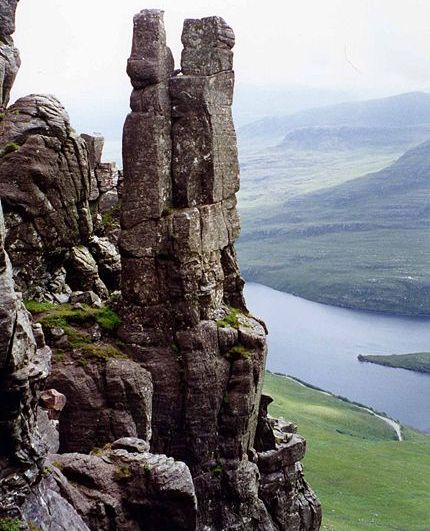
xmin=268 ymin=371 xmax=408 ymax=440
xmin=358 ymin=353 xmax=430 ymax=374
xmin=246 ymin=282 xmax=430 ymax=434
xmin=243 ymin=275 xmax=430 ymax=320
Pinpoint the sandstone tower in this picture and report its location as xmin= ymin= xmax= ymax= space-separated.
xmin=120 ymin=10 xmax=321 ymax=530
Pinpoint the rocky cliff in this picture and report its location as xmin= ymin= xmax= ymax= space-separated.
xmin=0 ymin=3 xmax=321 ymax=530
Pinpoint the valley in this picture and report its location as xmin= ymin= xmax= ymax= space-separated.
xmin=237 ymin=92 xmax=430 ymax=315
xmin=264 ymin=372 xmax=430 ymax=531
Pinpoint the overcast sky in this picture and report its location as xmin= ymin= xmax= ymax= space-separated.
xmin=10 ymin=0 xmax=430 ymax=141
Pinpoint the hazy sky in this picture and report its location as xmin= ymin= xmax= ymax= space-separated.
xmin=10 ymin=0 xmax=430 ymax=139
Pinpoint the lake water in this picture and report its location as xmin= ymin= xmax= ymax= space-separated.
xmin=245 ymin=282 xmax=430 ymax=434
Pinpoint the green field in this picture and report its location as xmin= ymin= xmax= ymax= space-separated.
xmin=358 ymin=352 xmax=430 ymax=374
xmin=264 ymin=372 xmax=430 ymax=530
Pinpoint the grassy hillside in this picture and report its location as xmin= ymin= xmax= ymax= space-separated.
xmin=238 ymin=140 xmax=430 ymax=315
xmin=264 ymin=372 xmax=430 ymax=530
xmin=358 ymin=352 xmax=430 ymax=374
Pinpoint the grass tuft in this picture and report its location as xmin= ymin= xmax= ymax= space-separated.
xmin=0 ymin=519 xmax=21 ymax=531
xmin=3 ymin=142 xmax=20 ymax=155
xmin=114 ymin=464 xmax=132 ymax=481
xmin=225 ymin=344 xmax=251 ymax=360
xmin=216 ymin=307 xmax=241 ymax=329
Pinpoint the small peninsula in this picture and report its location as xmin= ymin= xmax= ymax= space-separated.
xmin=358 ymin=352 xmax=430 ymax=374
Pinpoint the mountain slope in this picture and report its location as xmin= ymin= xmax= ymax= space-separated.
xmin=264 ymin=373 xmax=430 ymax=531
xmin=238 ymin=140 xmax=430 ymax=315
xmin=238 ymin=91 xmax=430 ymax=148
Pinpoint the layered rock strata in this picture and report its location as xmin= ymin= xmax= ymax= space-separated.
xmin=120 ymin=10 xmax=321 ymax=530
xmin=47 ymin=439 xmax=197 ymax=531
xmin=81 ymin=132 xmax=120 ymax=213
xmin=0 ymin=200 xmax=49 ymax=514
xmin=0 ymin=199 xmax=91 ymax=530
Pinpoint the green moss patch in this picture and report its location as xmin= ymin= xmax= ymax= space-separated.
xmin=216 ymin=307 xmax=241 ymax=329
xmin=24 ymin=301 xmax=121 ymax=332
xmin=3 ymin=142 xmax=20 ymax=155
xmin=224 ymin=344 xmax=251 ymax=360
xmin=25 ymin=301 xmax=124 ymax=364
xmin=101 ymin=202 xmax=121 ymax=230
xmin=0 ymin=519 xmax=21 ymax=531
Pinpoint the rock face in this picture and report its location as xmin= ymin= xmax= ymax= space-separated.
xmin=0 ymin=0 xmax=20 ymax=110
xmin=47 ymin=440 xmax=197 ymax=531
xmin=120 ymin=10 xmax=321 ymax=530
xmin=0 ymin=94 xmax=99 ymax=297
xmin=0 ymin=198 xmax=89 ymax=528
xmin=0 ymin=96 xmax=122 ymax=299
xmin=0 ymin=1 xmax=120 ymax=301
xmin=81 ymin=132 xmax=120 ymax=211
xmin=0 ymin=199 xmax=50 ymax=513
xmin=48 ymin=358 xmax=153 ymax=454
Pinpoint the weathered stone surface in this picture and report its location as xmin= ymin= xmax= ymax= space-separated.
xmin=0 ymin=94 xmax=107 ymax=298
xmin=48 ymin=443 xmax=197 ymax=531
xmin=40 ymin=388 xmax=67 ymax=420
xmin=81 ymin=133 xmax=104 ymax=169
xmin=47 ymin=358 xmax=153 ymax=454
xmin=119 ymin=10 xmax=321 ymax=530
xmin=181 ymin=17 xmax=235 ymax=76
xmin=0 ymin=200 xmax=52 ymax=513
xmin=66 ymin=246 xmax=108 ymax=297
xmin=21 ymin=471 xmax=90 ymax=531
xmin=0 ymin=0 xmax=20 ymax=110
xmin=171 ymin=72 xmax=239 ymax=207
xmin=89 ymin=235 xmax=121 ymax=289
xmin=122 ymin=10 xmax=173 ymax=227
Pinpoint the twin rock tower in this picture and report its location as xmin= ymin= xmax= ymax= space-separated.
xmin=119 ymin=9 xmax=321 ymax=530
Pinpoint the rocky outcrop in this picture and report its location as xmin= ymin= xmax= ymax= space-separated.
xmin=47 ymin=439 xmax=197 ymax=530
xmin=0 ymin=96 xmax=122 ymax=299
xmin=119 ymin=10 xmax=321 ymax=530
xmin=81 ymin=133 xmax=120 ymax=213
xmin=0 ymin=2 xmax=197 ymax=529
xmin=0 ymin=0 xmax=120 ymax=300
xmin=0 ymin=200 xmax=50 ymax=513
xmin=0 ymin=2 xmax=321 ymax=528
xmin=0 ymin=199 xmax=90 ymax=529
xmin=0 ymin=94 xmax=99 ymax=297
xmin=0 ymin=0 xmax=20 ymax=110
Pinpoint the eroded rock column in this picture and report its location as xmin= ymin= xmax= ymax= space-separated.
xmin=120 ymin=10 xmax=321 ymax=530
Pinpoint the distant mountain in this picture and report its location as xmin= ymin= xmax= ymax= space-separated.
xmin=278 ymin=125 xmax=430 ymax=151
xmin=279 ymin=139 xmax=430 ymax=228
xmin=232 ymin=84 xmax=357 ymax=127
xmin=238 ymin=140 xmax=430 ymax=315
xmin=238 ymin=92 xmax=430 ymax=148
